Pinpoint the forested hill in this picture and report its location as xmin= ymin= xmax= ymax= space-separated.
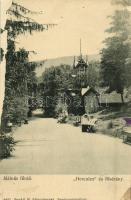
xmin=35 ymin=54 xmax=100 ymax=77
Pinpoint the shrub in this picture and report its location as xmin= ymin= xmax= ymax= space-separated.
xmin=0 ymin=134 xmax=15 ymax=159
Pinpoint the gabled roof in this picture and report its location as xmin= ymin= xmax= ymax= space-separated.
xmin=81 ymin=86 xmax=99 ymax=96
xmin=81 ymin=86 xmax=90 ymax=96
xmin=99 ymin=92 xmax=122 ymax=104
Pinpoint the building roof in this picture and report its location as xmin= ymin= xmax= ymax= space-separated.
xmin=74 ymin=56 xmax=88 ymax=69
xmin=99 ymin=92 xmax=122 ymax=104
xmin=81 ymin=86 xmax=99 ymax=96
xmin=81 ymin=86 xmax=90 ymax=96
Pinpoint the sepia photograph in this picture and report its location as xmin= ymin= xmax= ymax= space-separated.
xmin=0 ymin=0 xmax=131 ymax=174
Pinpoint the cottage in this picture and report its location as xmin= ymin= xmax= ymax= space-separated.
xmin=99 ymin=92 xmax=125 ymax=108
xmin=81 ymin=86 xmax=99 ymax=114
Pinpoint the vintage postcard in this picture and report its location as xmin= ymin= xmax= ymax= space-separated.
xmin=0 ymin=0 xmax=131 ymax=199
xmin=0 ymin=176 xmax=131 ymax=200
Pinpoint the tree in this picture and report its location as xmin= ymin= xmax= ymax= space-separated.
xmin=1 ymin=1 xmax=56 ymax=132
xmin=41 ymin=62 xmax=100 ymax=117
xmin=87 ymin=61 xmax=100 ymax=88
xmin=112 ymin=0 xmax=131 ymax=6
xmin=0 ymin=48 xmax=4 ymax=62
xmin=41 ymin=65 xmax=72 ymax=117
xmin=100 ymin=3 xmax=131 ymax=102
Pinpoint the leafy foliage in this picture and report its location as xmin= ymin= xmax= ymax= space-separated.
xmin=6 ymin=1 xmax=56 ymax=39
xmin=0 ymin=134 xmax=15 ymax=158
xmin=100 ymin=7 xmax=131 ymax=101
xmin=1 ymin=45 xmax=37 ymax=131
xmin=5 ymin=20 xmax=45 ymax=38
xmin=41 ymin=62 xmax=100 ymax=117
xmin=112 ymin=0 xmax=131 ymax=6
xmin=7 ymin=1 xmax=42 ymax=16
xmin=0 ymin=1 xmax=57 ymax=158
xmin=1 ymin=1 xmax=50 ymax=132
xmin=41 ymin=65 xmax=72 ymax=117
xmin=87 ymin=61 xmax=100 ymax=88
xmin=106 ymin=10 xmax=130 ymax=39
xmin=0 ymin=48 xmax=4 ymax=62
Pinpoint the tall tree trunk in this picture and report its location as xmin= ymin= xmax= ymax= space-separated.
xmin=0 ymin=0 xmax=12 ymax=128
xmin=121 ymin=93 xmax=124 ymax=104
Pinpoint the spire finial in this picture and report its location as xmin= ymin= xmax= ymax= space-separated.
xmin=86 ymin=55 xmax=88 ymax=64
xmin=73 ymin=56 xmax=76 ymax=68
xmin=80 ymin=38 xmax=82 ymax=57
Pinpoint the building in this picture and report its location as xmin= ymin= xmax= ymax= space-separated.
xmin=99 ymin=91 xmax=125 ymax=108
xmin=81 ymin=87 xmax=127 ymax=114
xmin=64 ymin=40 xmax=89 ymax=115
xmin=81 ymin=86 xmax=99 ymax=114
xmin=72 ymin=39 xmax=89 ymax=88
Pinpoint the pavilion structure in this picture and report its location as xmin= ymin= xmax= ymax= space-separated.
xmin=72 ymin=39 xmax=89 ymax=88
xmin=65 ymin=39 xmax=89 ymax=115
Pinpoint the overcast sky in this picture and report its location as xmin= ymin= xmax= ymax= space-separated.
xmin=14 ymin=0 xmax=115 ymax=60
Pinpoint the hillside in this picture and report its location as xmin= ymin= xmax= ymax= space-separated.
xmin=35 ymin=54 xmax=100 ymax=77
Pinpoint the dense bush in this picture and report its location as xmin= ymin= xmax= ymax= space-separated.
xmin=41 ymin=63 xmax=100 ymax=117
xmin=0 ymin=134 xmax=15 ymax=159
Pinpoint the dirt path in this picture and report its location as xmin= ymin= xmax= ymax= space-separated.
xmin=0 ymin=117 xmax=131 ymax=174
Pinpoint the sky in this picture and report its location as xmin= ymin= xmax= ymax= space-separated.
xmin=0 ymin=0 xmax=12 ymax=29
xmin=13 ymin=0 xmax=115 ymax=61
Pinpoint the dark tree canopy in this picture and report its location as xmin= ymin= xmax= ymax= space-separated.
xmin=112 ymin=0 xmax=131 ymax=6
xmin=1 ymin=1 xmax=56 ymax=131
xmin=41 ymin=61 xmax=100 ymax=117
xmin=100 ymin=4 xmax=131 ymax=102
